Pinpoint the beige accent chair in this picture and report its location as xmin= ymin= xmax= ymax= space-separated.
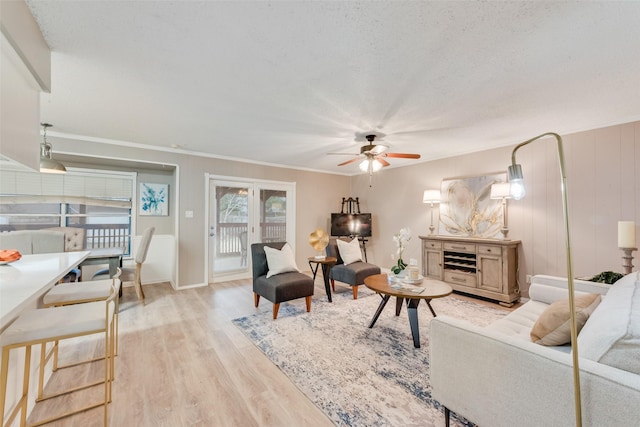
xmin=0 ymin=275 xmax=119 ymax=427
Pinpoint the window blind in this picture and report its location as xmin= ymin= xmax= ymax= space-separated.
xmin=0 ymin=169 xmax=135 ymax=206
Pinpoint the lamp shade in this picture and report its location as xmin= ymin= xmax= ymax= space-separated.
xmin=618 ymin=221 xmax=636 ymax=248
xmin=39 ymin=123 xmax=66 ymax=174
xmin=490 ymin=183 xmax=511 ymax=199
xmin=423 ymin=189 xmax=441 ymax=204
xmin=39 ymin=156 xmax=67 ymax=174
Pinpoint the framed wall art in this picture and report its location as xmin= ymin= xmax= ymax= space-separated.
xmin=139 ymin=182 xmax=169 ymax=216
xmin=439 ymin=173 xmax=507 ymax=238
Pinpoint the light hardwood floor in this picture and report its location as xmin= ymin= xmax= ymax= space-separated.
xmin=27 ymin=277 xmax=515 ymax=427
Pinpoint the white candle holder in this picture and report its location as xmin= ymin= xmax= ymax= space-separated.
xmin=620 ymin=247 xmax=637 ymax=275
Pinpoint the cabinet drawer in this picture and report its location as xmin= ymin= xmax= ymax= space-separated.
xmin=444 ymin=271 xmax=477 ymax=288
xmin=443 ymin=242 xmax=476 ymax=253
xmin=478 ymin=245 xmax=501 ymax=256
xmin=423 ymin=240 xmax=441 ymax=250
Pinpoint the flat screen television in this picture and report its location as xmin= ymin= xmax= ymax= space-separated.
xmin=330 ymin=213 xmax=372 ymax=237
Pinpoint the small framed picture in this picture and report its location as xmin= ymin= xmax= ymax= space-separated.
xmin=139 ymin=183 xmax=169 ymax=216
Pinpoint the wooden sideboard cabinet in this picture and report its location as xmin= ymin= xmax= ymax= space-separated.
xmin=420 ymin=235 xmax=521 ymax=307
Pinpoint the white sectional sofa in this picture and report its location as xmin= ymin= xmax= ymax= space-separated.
xmin=430 ymin=273 xmax=640 ymax=426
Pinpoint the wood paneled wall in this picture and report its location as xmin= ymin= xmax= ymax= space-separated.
xmin=352 ymin=121 xmax=640 ymax=297
xmin=511 ymin=122 xmax=639 ymax=289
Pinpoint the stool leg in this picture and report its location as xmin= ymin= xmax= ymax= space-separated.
xmin=1 ymin=346 xmax=32 ymax=427
xmin=20 ymin=345 xmax=32 ymax=427
xmin=105 ymin=329 xmax=110 ymax=419
xmin=0 ymin=347 xmax=10 ymax=425
xmin=52 ymin=340 xmax=59 ymax=371
xmin=38 ymin=344 xmax=46 ymax=400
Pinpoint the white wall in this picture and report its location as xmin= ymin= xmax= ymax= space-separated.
xmin=0 ymin=0 xmax=51 ymax=170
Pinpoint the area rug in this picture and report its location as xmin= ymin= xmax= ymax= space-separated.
xmin=232 ymin=288 xmax=508 ymax=427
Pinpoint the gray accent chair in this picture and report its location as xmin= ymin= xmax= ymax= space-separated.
xmin=251 ymin=242 xmax=314 ymax=319
xmin=325 ymin=237 xmax=380 ymax=299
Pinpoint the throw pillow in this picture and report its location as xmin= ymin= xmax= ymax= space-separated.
xmin=264 ymin=243 xmax=299 ymax=278
xmin=578 ymin=273 xmax=640 ymax=374
xmin=530 ymin=293 xmax=601 ymax=346
xmin=337 ymin=238 xmax=362 ymax=265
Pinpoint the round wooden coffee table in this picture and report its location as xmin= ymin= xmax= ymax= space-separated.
xmin=364 ymin=273 xmax=453 ymax=348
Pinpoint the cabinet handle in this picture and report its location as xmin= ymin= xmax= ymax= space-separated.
xmin=451 ymin=276 xmax=466 ymax=282
xmin=451 ymin=245 xmax=466 ymax=250
xmin=486 ymin=249 xmax=492 ymax=252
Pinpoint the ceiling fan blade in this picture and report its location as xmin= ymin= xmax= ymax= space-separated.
xmin=370 ymin=144 xmax=389 ymax=155
xmin=376 ymin=157 xmax=391 ymax=167
xmin=338 ymin=157 xmax=362 ymax=166
xmin=328 ymin=152 xmax=360 ymax=156
xmin=384 ymin=153 xmax=421 ymax=159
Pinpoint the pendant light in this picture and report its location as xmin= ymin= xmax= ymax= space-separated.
xmin=39 ymin=123 xmax=66 ymax=174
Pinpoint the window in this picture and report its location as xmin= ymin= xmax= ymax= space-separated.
xmin=0 ymin=169 xmax=135 ymax=254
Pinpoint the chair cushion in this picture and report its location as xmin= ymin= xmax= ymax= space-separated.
xmin=44 ymin=279 xmax=114 ymax=305
xmin=254 ymin=271 xmax=314 ymax=304
xmin=330 ymin=262 xmax=380 ymax=286
xmin=0 ymin=301 xmax=114 ymax=347
xmin=264 ymin=243 xmax=299 ymax=278
xmin=336 ymin=238 xmax=363 ymax=265
xmin=578 ymin=272 xmax=640 ymax=374
xmin=530 ymin=293 xmax=601 ymax=346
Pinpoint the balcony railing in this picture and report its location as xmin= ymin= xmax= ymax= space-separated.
xmin=0 ymin=223 xmax=131 ymax=255
xmin=217 ymin=222 xmax=286 ymax=257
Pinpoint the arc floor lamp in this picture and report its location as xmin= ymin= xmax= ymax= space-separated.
xmin=508 ymin=132 xmax=582 ymax=426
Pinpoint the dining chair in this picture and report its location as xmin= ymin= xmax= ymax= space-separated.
xmin=92 ymin=227 xmax=155 ymax=302
xmin=0 ymin=275 xmax=119 ymax=427
xmin=122 ymin=226 xmax=155 ymax=302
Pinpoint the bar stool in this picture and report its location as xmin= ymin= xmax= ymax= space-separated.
xmin=0 ymin=277 xmax=118 ymax=427
xmin=43 ymin=270 xmax=122 ymax=362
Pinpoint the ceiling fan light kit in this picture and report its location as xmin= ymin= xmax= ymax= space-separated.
xmin=359 ymin=158 xmax=382 ymax=172
xmin=331 ymin=133 xmax=421 ymax=186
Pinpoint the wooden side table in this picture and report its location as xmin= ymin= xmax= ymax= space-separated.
xmin=308 ymin=256 xmax=337 ymax=302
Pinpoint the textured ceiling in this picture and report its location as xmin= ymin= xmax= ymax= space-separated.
xmin=26 ymin=1 xmax=640 ymax=175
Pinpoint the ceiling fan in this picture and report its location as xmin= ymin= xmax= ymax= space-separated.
xmin=330 ymin=133 xmax=421 ymax=185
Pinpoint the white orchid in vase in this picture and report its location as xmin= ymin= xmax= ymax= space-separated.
xmin=391 ymin=227 xmax=411 ymax=275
